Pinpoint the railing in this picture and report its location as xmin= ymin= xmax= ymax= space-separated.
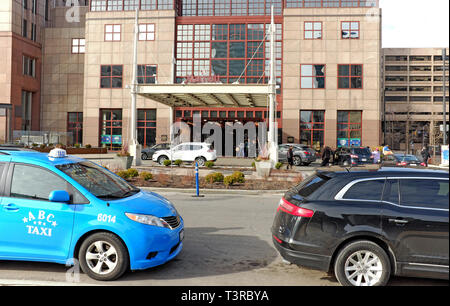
xmin=12 ymin=131 xmax=74 ymax=147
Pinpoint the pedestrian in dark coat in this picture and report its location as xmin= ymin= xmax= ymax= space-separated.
xmin=287 ymin=146 xmax=294 ymax=169
xmin=421 ymin=146 xmax=431 ymax=167
xmin=321 ymin=146 xmax=332 ymax=167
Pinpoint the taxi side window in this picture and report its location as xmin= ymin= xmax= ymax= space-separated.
xmin=10 ymin=164 xmax=69 ymax=201
xmin=9 ymin=164 xmax=88 ymax=204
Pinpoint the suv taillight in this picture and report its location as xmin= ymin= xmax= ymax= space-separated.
xmin=350 ymin=154 xmax=359 ymax=159
xmin=278 ymin=197 xmax=314 ymax=218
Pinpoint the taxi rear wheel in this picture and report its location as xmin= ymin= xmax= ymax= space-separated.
xmin=78 ymin=232 xmax=129 ymax=281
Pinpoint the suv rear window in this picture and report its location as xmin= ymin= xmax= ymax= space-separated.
xmin=342 ymin=179 xmax=385 ymax=201
xmin=293 ymin=173 xmax=329 ymax=199
xmin=352 ymin=148 xmax=371 ymax=155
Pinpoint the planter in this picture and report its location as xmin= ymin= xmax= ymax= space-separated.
xmin=114 ymin=155 xmax=134 ymax=169
xmin=255 ymin=160 xmax=273 ymax=178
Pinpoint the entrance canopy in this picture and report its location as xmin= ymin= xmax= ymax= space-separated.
xmin=136 ymin=84 xmax=272 ymax=108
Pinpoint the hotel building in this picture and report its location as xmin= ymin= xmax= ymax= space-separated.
xmin=2 ymin=0 xmax=387 ymax=154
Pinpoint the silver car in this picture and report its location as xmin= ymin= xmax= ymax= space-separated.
xmin=278 ymin=144 xmax=317 ymax=166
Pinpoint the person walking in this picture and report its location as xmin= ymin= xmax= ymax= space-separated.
xmin=321 ymin=146 xmax=332 ymax=167
xmin=421 ymin=146 xmax=431 ymax=167
xmin=287 ymin=146 xmax=294 ymax=169
xmin=372 ymin=147 xmax=381 ymax=164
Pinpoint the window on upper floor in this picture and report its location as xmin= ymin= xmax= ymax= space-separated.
xmin=304 ymin=22 xmax=322 ymax=40
xmin=138 ymin=24 xmax=155 ymax=41
xmin=338 ymin=64 xmax=363 ymax=89
xmin=341 ymin=21 xmax=360 ymax=39
xmin=105 ymin=24 xmax=121 ymax=41
xmin=300 ymin=65 xmax=326 ymax=89
xmin=137 ymin=65 xmax=157 ymax=84
xmin=100 ymin=65 xmax=123 ymax=88
xmin=72 ymin=38 xmax=86 ymax=54
xmin=23 ymin=55 xmax=36 ymax=78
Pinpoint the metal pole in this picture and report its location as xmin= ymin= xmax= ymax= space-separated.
xmin=267 ymin=5 xmax=278 ymax=165
xmin=268 ymin=6 xmax=275 ymax=146
xmin=443 ymin=48 xmax=447 ymax=146
xmin=130 ymin=8 xmax=138 ymax=145
xmin=129 ymin=8 xmax=141 ymax=166
xmin=192 ymin=162 xmax=204 ymax=198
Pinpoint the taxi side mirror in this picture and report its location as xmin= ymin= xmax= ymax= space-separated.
xmin=49 ymin=190 xmax=70 ymax=203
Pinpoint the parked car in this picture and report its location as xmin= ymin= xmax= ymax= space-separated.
xmin=333 ymin=146 xmax=374 ymax=166
xmin=382 ymin=153 xmax=425 ymax=167
xmin=271 ymin=168 xmax=449 ymax=286
xmin=278 ymin=144 xmax=316 ymax=166
xmin=0 ymin=148 xmax=184 ymax=281
xmin=141 ymin=143 xmax=171 ymax=160
xmin=152 ymin=142 xmax=217 ymax=166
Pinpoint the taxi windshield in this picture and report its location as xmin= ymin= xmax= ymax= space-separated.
xmin=56 ymin=161 xmax=140 ymax=200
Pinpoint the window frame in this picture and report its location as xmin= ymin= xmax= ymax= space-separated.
xmin=100 ymin=109 xmax=123 ymax=150
xmin=100 ymin=65 xmax=124 ymax=89
xmin=337 ymin=110 xmax=363 ymax=147
xmin=71 ymin=38 xmax=86 ymax=54
xmin=337 ymin=64 xmax=363 ymax=89
xmin=341 ymin=21 xmax=360 ymax=40
xmin=138 ymin=23 xmax=156 ymax=41
xmin=299 ymin=110 xmax=325 ymax=151
xmin=137 ymin=109 xmax=157 ymax=148
xmin=304 ymin=21 xmax=323 ymax=40
xmin=104 ymin=24 xmax=122 ymax=42
xmin=137 ymin=64 xmax=158 ymax=84
xmin=300 ymin=64 xmax=326 ymax=89
xmin=67 ymin=112 xmax=84 ymax=145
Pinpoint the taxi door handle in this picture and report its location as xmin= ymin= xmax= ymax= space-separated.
xmin=2 ymin=204 xmax=19 ymax=212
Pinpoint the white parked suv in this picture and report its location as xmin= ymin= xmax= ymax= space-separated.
xmin=152 ymin=142 xmax=217 ymax=166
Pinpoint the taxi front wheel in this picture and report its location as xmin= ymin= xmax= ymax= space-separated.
xmin=78 ymin=232 xmax=130 ymax=281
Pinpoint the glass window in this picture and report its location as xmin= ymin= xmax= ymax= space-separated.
xmin=101 ymin=65 xmax=123 ymax=88
xmin=338 ymin=64 xmax=363 ymax=89
xmin=138 ymin=24 xmax=155 ymax=41
xmin=337 ymin=111 xmax=362 ymax=147
xmin=105 ymin=24 xmax=121 ymax=41
xmin=101 ymin=109 xmax=123 ymax=150
xmin=67 ymin=112 xmax=83 ymax=145
xmin=300 ymin=65 xmax=326 ymax=89
xmin=10 ymin=164 xmax=68 ymax=201
xmin=399 ymin=179 xmax=449 ymax=210
xmin=343 ymin=179 xmax=385 ymax=201
xmin=342 ymin=21 xmax=360 ymax=39
xmin=137 ymin=65 xmax=157 ymax=84
xmin=300 ymin=110 xmax=325 ymax=151
xmin=57 ymin=162 xmax=139 ymax=200
xmin=304 ymin=22 xmax=322 ymax=40
xmin=137 ymin=109 xmax=157 ymax=148
xmin=72 ymin=38 xmax=86 ymax=54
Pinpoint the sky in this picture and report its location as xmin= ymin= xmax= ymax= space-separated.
xmin=380 ymin=0 xmax=449 ymax=48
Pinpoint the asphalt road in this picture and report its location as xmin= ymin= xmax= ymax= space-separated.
xmin=0 ymin=191 xmax=447 ymax=286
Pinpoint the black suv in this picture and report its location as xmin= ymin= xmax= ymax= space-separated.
xmin=271 ymin=168 xmax=449 ymax=286
xmin=333 ymin=147 xmax=374 ymax=166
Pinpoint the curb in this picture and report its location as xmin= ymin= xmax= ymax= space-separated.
xmin=139 ymin=186 xmax=287 ymax=196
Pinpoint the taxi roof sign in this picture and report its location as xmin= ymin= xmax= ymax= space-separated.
xmin=48 ymin=148 xmax=67 ymax=158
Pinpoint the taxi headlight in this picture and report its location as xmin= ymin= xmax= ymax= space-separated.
xmin=125 ymin=213 xmax=170 ymax=229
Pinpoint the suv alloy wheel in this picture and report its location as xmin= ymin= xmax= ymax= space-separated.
xmin=334 ymin=240 xmax=391 ymax=286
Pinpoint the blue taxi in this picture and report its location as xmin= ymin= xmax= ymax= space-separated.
xmin=0 ymin=148 xmax=184 ymax=281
